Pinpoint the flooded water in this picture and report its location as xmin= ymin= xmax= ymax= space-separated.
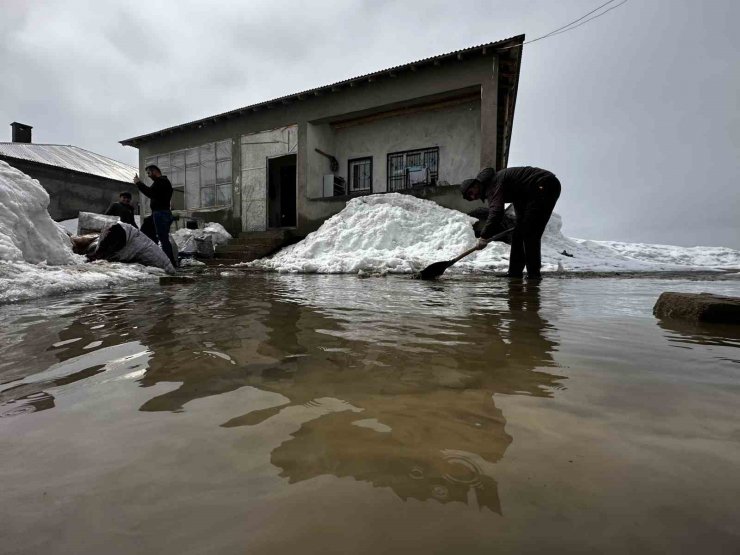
xmin=1 ymin=273 xmax=739 ymax=554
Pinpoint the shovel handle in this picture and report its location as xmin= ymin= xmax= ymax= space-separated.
xmin=451 ymin=227 xmax=516 ymax=264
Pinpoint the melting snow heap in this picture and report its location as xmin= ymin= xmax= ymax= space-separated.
xmin=252 ymin=193 xmax=740 ymax=274
xmin=0 ymin=161 xmax=163 ymax=304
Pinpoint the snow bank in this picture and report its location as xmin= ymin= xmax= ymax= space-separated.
xmin=251 ymin=193 xmax=740 ymax=274
xmin=0 ymin=161 xmax=75 ymax=264
xmin=0 ymin=161 xmax=160 ymax=304
xmin=253 ymin=194 xmax=474 ymax=273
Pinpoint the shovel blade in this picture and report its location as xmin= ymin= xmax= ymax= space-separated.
xmin=416 ymin=260 xmax=453 ymax=280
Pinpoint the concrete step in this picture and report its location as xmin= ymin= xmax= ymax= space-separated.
xmin=208 ymin=228 xmax=292 ymax=264
xmin=233 ymin=229 xmax=291 ymax=244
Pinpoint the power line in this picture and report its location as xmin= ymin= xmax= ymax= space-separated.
xmin=546 ymin=0 xmax=629 ymax=39
xmin=499 ymin=0 xmax=629 ymax=50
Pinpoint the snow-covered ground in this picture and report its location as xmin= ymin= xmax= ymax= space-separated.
xmin=250 ymin=193 xmax=740 ymax=274
xmin=0 ymin=161 xmax=163 ymax=304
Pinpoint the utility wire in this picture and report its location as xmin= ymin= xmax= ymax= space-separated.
xmin=524 ymin=0 xmax=621 ymax=45
xmin=546 ymin=0 xmax=628 ymax=38
xmin=499 ymin=0 xmax=629 ymax=50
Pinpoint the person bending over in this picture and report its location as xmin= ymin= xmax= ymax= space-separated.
xmin=461 ymin=166 xmax=561 ymax=279
xmin=87 ymin=222 xmax=175 ymax=274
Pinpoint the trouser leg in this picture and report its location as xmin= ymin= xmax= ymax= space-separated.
xmin=523 ymin=178 xmax=561 ymax=278
xmin=523 ymin=215 xmax=548 ymax=278
xmin=153 ymin=211 xmax=176 ymax=266
xmin=141 ymin=215 xmax=157 ymax=243
xmin=508 ymin=202 xmax=526 ymax=277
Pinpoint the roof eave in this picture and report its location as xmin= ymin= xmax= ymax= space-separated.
xmin=0 ymin=153 xmax=134 ymax=183
xmin=120 ymin=35 xmax=525 ymax=147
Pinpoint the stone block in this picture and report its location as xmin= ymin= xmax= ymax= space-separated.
xmin=653 ymin=292 xmax=740 ymax=324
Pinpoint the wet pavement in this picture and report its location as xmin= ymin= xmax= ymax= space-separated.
xmin=1 ymin=273 xmax=739 ymax=554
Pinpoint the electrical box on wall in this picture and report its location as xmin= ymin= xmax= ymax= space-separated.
xmin=323 ymin=175 xmax=334 ymax=197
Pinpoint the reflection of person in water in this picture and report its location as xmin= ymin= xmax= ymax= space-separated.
xmin=214 ymin=277 xmax=564 ymax=514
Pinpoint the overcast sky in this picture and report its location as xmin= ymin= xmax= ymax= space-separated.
xmin=1 ymin=0 xmax=738 ymax=247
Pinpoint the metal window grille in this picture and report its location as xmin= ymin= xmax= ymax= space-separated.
xmin=387 ymin=147 xmax=439 ymax=191
xmin=348 ymin=157 xmax=372 ymax=193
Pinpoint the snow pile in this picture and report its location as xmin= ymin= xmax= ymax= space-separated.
xmin=0 ymin=161 xmax=75 ymax=264
xmin=0 ymin=161 xmax=160 ymax=304
xmin=251 ymin=193 xmax=740 ymax=274
xmin=253 ymin=194 xmax=475 ymax=273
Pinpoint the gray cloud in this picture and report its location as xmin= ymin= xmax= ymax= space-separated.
xmin=1 ymin=0 xmax=738 ymax=247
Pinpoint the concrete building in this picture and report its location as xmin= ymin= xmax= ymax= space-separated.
xmin=120 ymin=35 xmax=524 ymax=238
xmin=1 ymin=122 xmax=138 ymax=221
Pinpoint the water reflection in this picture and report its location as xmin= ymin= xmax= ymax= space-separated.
xmin=0 ymin=274 xmax=565 ymax=512
xmin=0 ymin=293 xmax=143 ymax=416
xmin=656 ymin=317 xmax=740 ymax=364
xmin=218 ymin=276 xmax=564 ymax=513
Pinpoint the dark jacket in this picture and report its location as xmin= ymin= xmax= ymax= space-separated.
xmin=137 ymin=176 xmax=173 ymax=211
xmin=104 ymin=202 xmax=138 ymax=228
xmin=478 ymin=166 xmax=556 ymax=239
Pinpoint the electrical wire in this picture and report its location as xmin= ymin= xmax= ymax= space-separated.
xmin=499 ymin=0 xmax=629 ymax=50
xmin=545 ymin=0 xmax=629 ymax=38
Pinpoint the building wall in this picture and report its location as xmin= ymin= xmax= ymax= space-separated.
xmin=0 ymin=157 xmax=137 ymax=221
xmin=329 ymin=98 xmax=480 ymax=195
xmin=240 ymin=126 xmax=298 ymax=231
xmin=306 ymin=123 xmax=336 ymax=199
xmin=130 ymin=54 xmax=499 ymax=236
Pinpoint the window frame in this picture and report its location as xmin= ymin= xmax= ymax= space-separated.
xmin=347 ymin=156 xmax=373 ymax=194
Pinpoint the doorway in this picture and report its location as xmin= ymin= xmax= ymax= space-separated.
xmin=267 ymin=154 xmax=297 ymax=228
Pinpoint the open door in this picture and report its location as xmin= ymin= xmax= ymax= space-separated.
xmin=268 ymin=154 xmax=297 ymax=228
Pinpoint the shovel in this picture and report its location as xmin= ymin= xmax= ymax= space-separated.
xmin=416 ymin=228 xmax=515 ymax=280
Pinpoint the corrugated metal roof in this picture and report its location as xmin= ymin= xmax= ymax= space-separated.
xmin=0 ymin=143 xmax=137 ymax=182
xmin=121 ymin=35 xmax=525 ymax=146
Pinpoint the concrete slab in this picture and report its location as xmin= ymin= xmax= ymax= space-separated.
xmin=653 ymin=292 xmax=740 ymax=324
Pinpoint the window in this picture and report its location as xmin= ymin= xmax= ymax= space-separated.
xmin=146 ymin=140 xmax=232 ymax=210
xmin=387 ymin=147 xmax=439 ymax=191
xmin=348 ymin=157 xmax=372 ymax=193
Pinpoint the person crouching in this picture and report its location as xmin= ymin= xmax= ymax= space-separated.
xmin=87 ymin=222 xmax=176 ymax=274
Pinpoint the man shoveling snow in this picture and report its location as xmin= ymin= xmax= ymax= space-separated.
xmin=461 ymin=166 xmax=561 ymax=280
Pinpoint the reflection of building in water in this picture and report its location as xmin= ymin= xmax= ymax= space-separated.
xmin=217 ymin=277 xmax=564 ymax=513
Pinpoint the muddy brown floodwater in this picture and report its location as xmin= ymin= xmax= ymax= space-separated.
xmin=1 ymin=273 xmax=739 ymax=554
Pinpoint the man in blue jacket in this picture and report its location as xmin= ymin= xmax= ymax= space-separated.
xmin=461 ymin=166 xmax=561 ymax=279
xmin=134 ymin=165 xmax=177 ymax=267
